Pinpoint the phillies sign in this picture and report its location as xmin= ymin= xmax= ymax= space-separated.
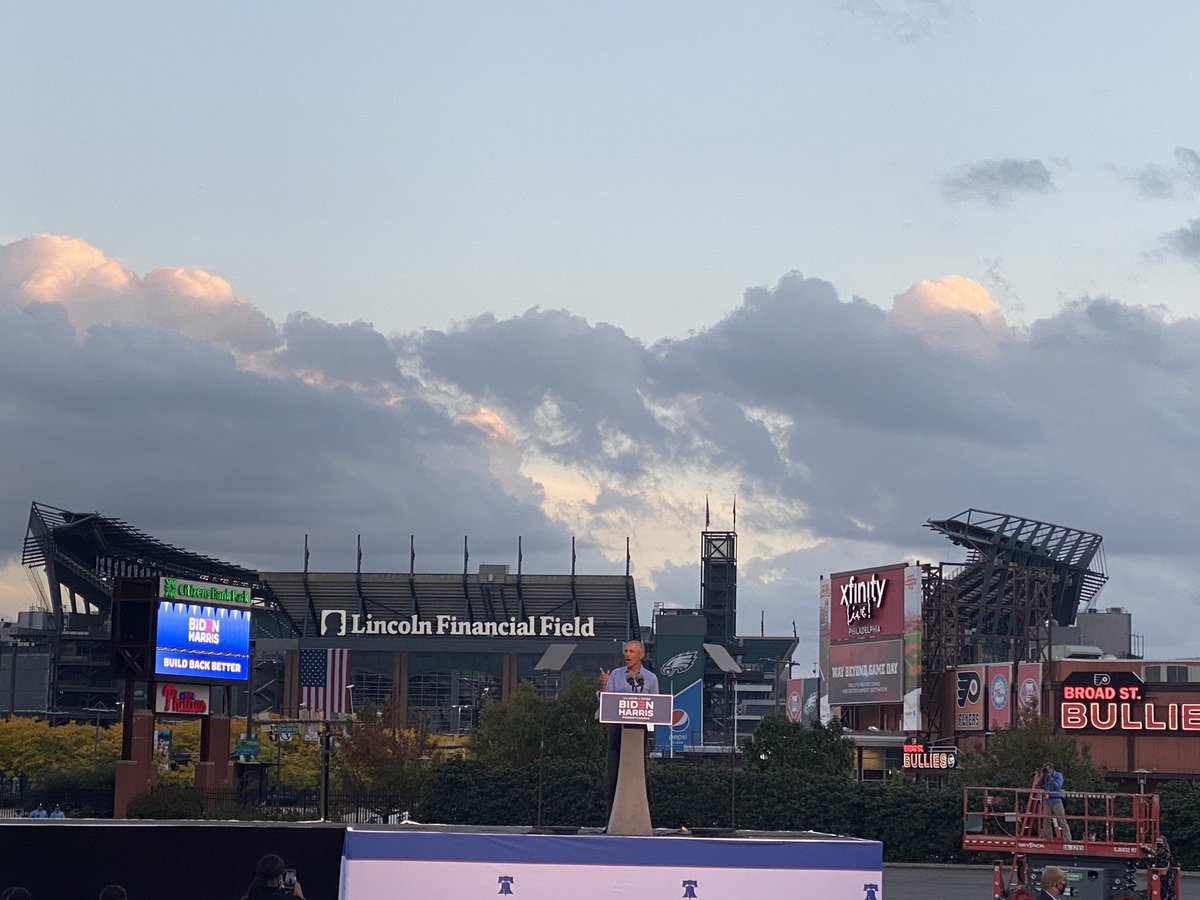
xmin=1058 ymin=671 xmax=1200 ymax=734
xmin=828 ymin=565 xmax=907 ymax=643
xmin=156 ymin=683 xmax=211 ymax=716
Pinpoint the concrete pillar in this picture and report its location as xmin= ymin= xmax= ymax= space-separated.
xmin=113 ymin=710 xmax=158 ymax=818
xmin=606 ymin=726 xmax=652 ymax=836
xmin=194 ymin=714 xmax=232 ymax=791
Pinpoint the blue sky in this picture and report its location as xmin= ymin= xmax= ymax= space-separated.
xmin=5 ymin=3 xmax=1200 ymax=341
xmin=3 ymin=3 xmax=1200 ymax=661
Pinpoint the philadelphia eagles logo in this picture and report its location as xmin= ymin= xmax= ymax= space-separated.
xmin=661 ymin=650 xmax=699 ymax=678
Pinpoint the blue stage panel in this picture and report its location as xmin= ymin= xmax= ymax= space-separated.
xmin=340 ymin=829 xmax=883 ymax=899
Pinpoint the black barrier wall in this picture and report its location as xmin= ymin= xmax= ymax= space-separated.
xmin=0 ymin=821 xmax=346 ymax=900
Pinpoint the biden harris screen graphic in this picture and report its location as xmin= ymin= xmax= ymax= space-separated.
xmin=154 ymin=602 xmax=252 ymax=682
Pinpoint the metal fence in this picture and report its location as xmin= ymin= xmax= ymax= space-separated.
xmin=175 ymin=785 xmax=414 ymax=823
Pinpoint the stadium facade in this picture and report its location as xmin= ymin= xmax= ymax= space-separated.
xmin=5 ymin=502 xmax=795 ymax=745
xmin=819 ymin=509 xmax=1200 ymax=786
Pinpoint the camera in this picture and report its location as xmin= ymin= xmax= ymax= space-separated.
xmin=282 ymin=869 xmax=296 ymax=890
xmin=1041 ymin=765 xmax=1050 ymax=774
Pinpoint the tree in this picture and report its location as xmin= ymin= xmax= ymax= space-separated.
xmin=471 ymin=671 xmax=604 ymax=768
xmin=954 ymin=708 xmax=1107 ymax=791
xmin=0 ymin=716 xmax=121 ymax=780
xmin=333 ymin=701 xmax=442 ymax=817
xmin=739 ymin=713 xmax=855 ymax=777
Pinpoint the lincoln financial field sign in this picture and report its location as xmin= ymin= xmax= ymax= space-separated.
xmin=320 ymin=611 xmax=597 ymax=638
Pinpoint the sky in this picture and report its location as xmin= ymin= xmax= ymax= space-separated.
xmin=3 ymin=2 xmax=1200 ymax=662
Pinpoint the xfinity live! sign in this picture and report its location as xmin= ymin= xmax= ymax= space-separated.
xmin=321 ymin=611 xmax=596 ymax=638
xmin=159 ymin=577 xmax=251 ymax=608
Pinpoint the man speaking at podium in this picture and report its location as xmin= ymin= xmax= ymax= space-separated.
xmin=600 ymin=640 xmax=659 ymax=816
xmin=601 ymin=640 xmax=659 ymax=695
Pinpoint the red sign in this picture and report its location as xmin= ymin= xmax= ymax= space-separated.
xmin=987 ymin=663 xmax=1012 ymax=729
xmin=828 ymin=564 xmax=907 ymax=643
xmin=1016 ymin=662 xmax=1041 ymax=715
xmin=1056 ymin=671 xmax=1200 ymax=734
xmin=902 ymin=743 xmax=958 ymax=769
xmin=827 ymin=639 xmax=904 ymax=704
xmin=156 ymin=683 xmax=211 ymax=716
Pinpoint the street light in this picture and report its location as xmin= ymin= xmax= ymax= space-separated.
xmin=346 ymin=684 xmax=356 ymax=718
xmin=82 ymin=703 xmax=113 ymax=755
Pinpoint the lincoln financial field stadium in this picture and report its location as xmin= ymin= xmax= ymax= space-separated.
xmin=8 ymin=502 xmax=644 ymax=734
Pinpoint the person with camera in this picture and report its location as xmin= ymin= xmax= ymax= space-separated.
xmin=238 ymin=853 xmax=305 ymax=900
xmin=1036 ymin=762 xmax=1072 ymax=840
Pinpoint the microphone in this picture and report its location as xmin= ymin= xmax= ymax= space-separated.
xmin=635 ymin=675 xmax=645 ymax=693
xmin=626 ymin=674 xmax=636 ymax=689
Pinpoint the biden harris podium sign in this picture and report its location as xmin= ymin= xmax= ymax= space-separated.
xmin=599 ymin=692 xmax=673 ymax=726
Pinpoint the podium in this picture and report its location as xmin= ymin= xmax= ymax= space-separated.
xmin=599 ymin=691 xmax=673 ymax=835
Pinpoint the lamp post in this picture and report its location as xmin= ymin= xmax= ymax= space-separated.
xmin=531 ymin=643 xmax=577 ymax=829
xmin=346 ymin=683 xmax=356 ymax=719
xmin=83 ymin=703 xmax=112 ymax=755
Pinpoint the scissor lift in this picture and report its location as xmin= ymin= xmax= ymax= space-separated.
xmin=962 ymin=782 xmax=1181 ymax=900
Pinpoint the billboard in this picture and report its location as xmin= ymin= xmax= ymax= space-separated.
xmin=954 ymin=666 xmax=985 ymax=732
xmin=154 ymin=601 xmax=251 ymax=682
xmin=819 ymin=578 xmax=833 ymax=723
xmin=158 ymin=576 xmax=251 ymax=609
xmin=902 ymin=742 xmax=958 ymax=771
xmin=155 ymin=682 xmax=211 ymax=716
xmin=987 ymin=663 xmax=1012 ymax=730
xmin=785 ymin=677 xmax=819 ymax=724
xmin=822 ymin=563 xmax=919 ymax=711
xmin=1057 ymin=670 xmax=1200 ymax=734
xmin=1016 ymin=662 xmax=1042 ymax=716
xmin=654 ymin=632 xmax=705 ymax=752
xmin=828 ymin=564 xmax=907 ymax=644
xmin=902 ymin=566 xmax=923 ymax=731
xmin=827 ymin=640 xmax=903 ymax=705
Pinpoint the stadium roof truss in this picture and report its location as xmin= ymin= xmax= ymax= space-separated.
xmin=21 ymin=501 xmax=277 ymax=628
xmin=925 ymin=509 xmax=1107 ymax=628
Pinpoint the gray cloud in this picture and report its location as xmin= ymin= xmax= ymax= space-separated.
xmin=941 ymin=158 xmax=1054 ymax=206
xmin=839 ymin=0 xmax=956 ymax=44
xmin=1164 ymin=219 xmax=1200 ymax=262
xmin=6 ymin=237 xmax=1200 ymax=658
xmin=264 ymin=312 xmax=414 ymax=391
xmin=0 ymin=301 xmax=566 ymax=579
xmin=1131 ymin=146 xmax=1200 ymax=199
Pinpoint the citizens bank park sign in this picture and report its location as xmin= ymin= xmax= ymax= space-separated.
xmin=320 ymin=610 xmax=596 ymax=638
xmin=1058 ymin=671 xmax=1200 ymax=734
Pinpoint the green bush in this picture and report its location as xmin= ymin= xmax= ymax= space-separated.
xmin=126 ymin=784 xmax=204 ymax=820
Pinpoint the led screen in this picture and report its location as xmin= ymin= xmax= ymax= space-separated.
xmin=154 ymin=601 xmax=251 ymax=682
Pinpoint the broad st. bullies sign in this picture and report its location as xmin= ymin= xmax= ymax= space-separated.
xmin=1058 ymin=671 xmax=1200 ymax=734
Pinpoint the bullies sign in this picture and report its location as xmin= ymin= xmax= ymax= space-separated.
xmin=1058 ymin=671 xmax=1200 ymax=734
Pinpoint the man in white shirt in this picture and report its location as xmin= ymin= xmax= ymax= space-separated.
xmin=600 ymin=640 xmax=659 ymax=814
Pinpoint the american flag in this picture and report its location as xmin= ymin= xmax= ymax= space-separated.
xmin=299 ymin=648 xmax=351 ymax=718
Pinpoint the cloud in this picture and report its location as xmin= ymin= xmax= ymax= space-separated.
xmin=1163 ymin=219 xmax=1200 ymax=262
xmin=0 ymin=234 xmax=280 ymax=354
xmin=839 ymin=0 xmax=956 ymax=43
xmin=5 ymin=235 xmax=1200 ymax=659
xmin=889 ymin=275 xmax=1010 ymax=356
xmin=1130 ymin=146 xmax=1200 ymax=199
xmin=941 ymin=158 xmax=1054 ymax=206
